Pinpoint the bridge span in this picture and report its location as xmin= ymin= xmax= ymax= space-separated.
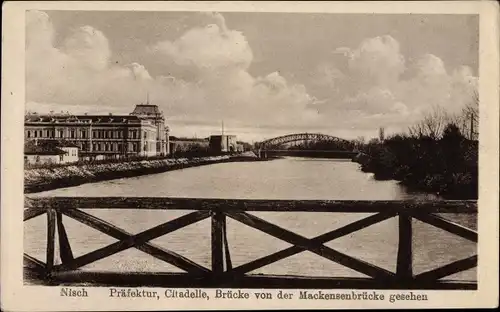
xmin=259 ymin=149 xmax=358 ymax=159
xmin=256 ymin=133 xmax=357 ymax=159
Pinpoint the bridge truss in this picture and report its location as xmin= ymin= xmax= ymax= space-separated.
xmin=259 ymin=133 xmax=351 ymax=149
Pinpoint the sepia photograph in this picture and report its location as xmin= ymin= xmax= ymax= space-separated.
xmin=2 ymin=1 xmax=499 ymax=310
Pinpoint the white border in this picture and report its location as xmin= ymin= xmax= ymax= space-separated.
xmin=2 ymin=1 xmax=499 ymax=310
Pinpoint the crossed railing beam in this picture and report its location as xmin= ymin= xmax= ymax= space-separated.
xmin=56 ymin=209 xmax=211 ymax=274
xmin=23 ymin=198 xmax=478 ymax=288
xmin=225 ymin=212 xmax=395 ymax=276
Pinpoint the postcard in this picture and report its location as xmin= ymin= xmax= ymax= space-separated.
xmin=1 ymin=1 xmax=498 ymax=310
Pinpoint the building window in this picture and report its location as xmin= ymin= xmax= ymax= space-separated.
xmin=58 ymin=130 xmax=63 ymax=138
xmin=59 ymin=155 xmax=63 ymax=161
xmin=27 ymin=131 xmax=31 ymax=138
xmin=70 ymin=130 xmax=75 ymax=138
xmin=39 ymin=130 xmax=42 ymax=137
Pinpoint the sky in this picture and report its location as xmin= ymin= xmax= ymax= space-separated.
xmin=26 ymin=10 xmax=479 ymax=142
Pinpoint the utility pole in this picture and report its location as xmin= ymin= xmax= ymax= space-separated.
xmin=469 ymin=112 xmax=474 ymax=140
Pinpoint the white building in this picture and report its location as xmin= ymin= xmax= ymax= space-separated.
xmin=24 ymin=140 xmax=79 ymax=165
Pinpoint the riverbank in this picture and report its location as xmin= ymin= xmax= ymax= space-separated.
xmin=352 ymin=143 xmax=478 ymax=200
xmin=25 ymin=153 xmax=261 ymax=194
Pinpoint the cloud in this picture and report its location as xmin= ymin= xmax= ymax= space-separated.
xmin=337 ymin=35 xmax=406 ymax=88
xmin=26 ymin=10 xmax=318 ymax=138
xmin=148 ymin=13 xmax=253 ymax=72
xmin=26 ymin=12 xmax=478 ymax=140
xmin=314 ymin=35 xmax=478 ymax=133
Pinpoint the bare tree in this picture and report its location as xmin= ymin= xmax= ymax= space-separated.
xmin=462 ymin=89 xmax=479 ymax=140
xmin=378 ymin=127 xmax=385 ymax=142
xmin=352 ymin=136 xmax=366 ymax=151
xmin=449 ymin=88 xmax=479 ymax=140
xmin=408 ymin=105 xmax=451 ymax=139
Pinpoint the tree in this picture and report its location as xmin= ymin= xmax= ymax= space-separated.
xmin=461 ymin=89 xmax=479 ymax=140
xmin=378 ymin=127 xmax=385 ymax=142
xmin=408 ymin=105 xmax=450 ymax=139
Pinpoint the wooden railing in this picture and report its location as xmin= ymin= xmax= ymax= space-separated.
xmin=23 ymin=197 xmax=477 ymax=289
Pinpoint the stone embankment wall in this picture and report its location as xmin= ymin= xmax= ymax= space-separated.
xmin=25 ymin=154 xmax=258 ymax=194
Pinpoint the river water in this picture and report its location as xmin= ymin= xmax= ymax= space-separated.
xmin=24 ymin=157 xmax=476 ymax=280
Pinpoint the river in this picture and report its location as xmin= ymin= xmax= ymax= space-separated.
xmin=24 ymin=157 xmax=476 ymax=280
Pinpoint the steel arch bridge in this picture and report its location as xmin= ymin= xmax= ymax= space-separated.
xmin=258 ymin=133 xmax=351 ymax=149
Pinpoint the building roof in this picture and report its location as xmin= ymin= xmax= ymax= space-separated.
xmin=24 ymin=140 xmax=79 ymax=155
xmin=170 ymin=136 xmax=209 ymax=142
xmin=25 ymin=104 xmax=165 ymax=125
xmin=24 ymin=141 xmax=66 ymax=155
xmin=25 ymin=114 xmax=145 ymax=124
xmin=210 ymin=135 xmax=237 ymax=138
xmin=130 ymin=104 xmax=162 ymax=116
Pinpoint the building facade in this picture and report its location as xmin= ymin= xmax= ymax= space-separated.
xmin=24 ymin=104 xmax=170 ymax=160
xmin=130 ymin=104 xmax=169 ymax=156
xmin=209 ymin=135 xmax=238 ymax=153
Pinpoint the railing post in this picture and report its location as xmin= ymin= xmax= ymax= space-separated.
xmin=222 ymin=215 xmax=233 ymax=271
xmin=211 ymin=212 xmax=224 ymax=276
xmin=46 ymin=209 xmax=56 ymax=273
xmin=56 ymin=211 xmax=74 ymax=265
xmin=396 ymin=211 xmax=413 ymax=283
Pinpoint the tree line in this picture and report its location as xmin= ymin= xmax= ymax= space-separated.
xmin=354 ymin=92 xmax=478 ymax=199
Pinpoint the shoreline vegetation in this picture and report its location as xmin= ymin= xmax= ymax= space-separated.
xmin=350 ymin=106 xmax=478 ymax=200
xmin=351 ymin=136 xmax=477 ymax=200
xmin=24 ymin=152 xmax=262 ymax=194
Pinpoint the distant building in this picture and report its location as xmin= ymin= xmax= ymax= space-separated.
xmin=24 ymin=104 xmax=170 ymax=160
xmin=24 ymin=140 xmax=79 ymax=165
xmin=169 ymin=137 xmax=209 ymax=153
xmin=130 ymin=104 xmax=169 ymax=156
xmin=209 ymin=135 xmax=238 ymax=153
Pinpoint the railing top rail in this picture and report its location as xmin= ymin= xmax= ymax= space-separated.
xmin=25 ymin=197 xmax=478 ymax=213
